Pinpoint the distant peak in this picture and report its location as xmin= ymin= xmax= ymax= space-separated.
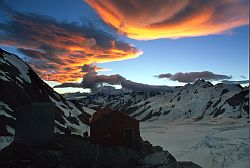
xmin=194 ymin=79 xmax=209 ymax=85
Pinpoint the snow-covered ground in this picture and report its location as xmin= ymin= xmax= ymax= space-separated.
xmin=0 ymin=136 xmax=14 ymax=151
xmin=81 ymin=105 xmax=96 ymax=115
xmin=140 ymin=118 xmax=249 ymax=168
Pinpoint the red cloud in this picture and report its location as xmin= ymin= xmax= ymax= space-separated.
xmin=0 ymin=10 xmax=142 ymax=83
xmin=85 ymin=0 xmax=249 ymax=40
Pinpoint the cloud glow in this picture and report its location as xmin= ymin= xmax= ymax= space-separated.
xmin=85 ymin=0 xmax=249 ymax=40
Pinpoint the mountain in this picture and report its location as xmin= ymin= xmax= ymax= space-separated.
xmin=76 ymin=79 xmax=249 ymax=122
xmin=0 ymin=48 xmax=90 ymax=137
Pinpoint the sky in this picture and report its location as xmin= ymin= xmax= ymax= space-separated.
xmin=0 ymin=0 xmax=249 ymax=93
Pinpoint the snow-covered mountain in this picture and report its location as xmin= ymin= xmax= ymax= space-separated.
xmin=77 ymin=79 xmax=249 ymax=122
xmin=0 ymin=48 xmax=90 ymax=137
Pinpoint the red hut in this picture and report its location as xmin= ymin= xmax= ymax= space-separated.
xmin=90 ymin=108 xmax=140 ymax=148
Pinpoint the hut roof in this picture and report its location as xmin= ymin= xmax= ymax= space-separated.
xmin=89 ymin=107 xmax=138 ymax=123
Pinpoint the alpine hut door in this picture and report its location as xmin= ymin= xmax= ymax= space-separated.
xmin=124 ymin=128 xmax=133 ymax=147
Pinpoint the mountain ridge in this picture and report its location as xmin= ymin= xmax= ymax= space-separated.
xmin=77 ymin=79 xmax=249 ymax=122
xmin=0 ymin=48 xmax=90 ymax=137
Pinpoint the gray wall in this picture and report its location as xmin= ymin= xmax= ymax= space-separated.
xmin=15 ymin=102 xmax=55 ymax=146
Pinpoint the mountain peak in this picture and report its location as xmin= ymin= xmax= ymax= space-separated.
xmin=193 ymin=79 xmax=213 ymax=87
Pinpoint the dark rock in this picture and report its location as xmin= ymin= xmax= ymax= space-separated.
xmin=0 ymin=135 xmax=202 ymax=168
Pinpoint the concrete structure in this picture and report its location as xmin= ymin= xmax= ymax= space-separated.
xmin=15 ymin=102 xmax=55 ymax=146
xmin=90 ymin=108 xmax=140 ymax=148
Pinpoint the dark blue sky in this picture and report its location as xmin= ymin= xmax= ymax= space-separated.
xmin=0 ymin=0 xmax=248 ymax=92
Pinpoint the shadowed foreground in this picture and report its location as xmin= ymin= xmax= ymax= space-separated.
xmin=0 ymin=134 xmax=202 ymax=168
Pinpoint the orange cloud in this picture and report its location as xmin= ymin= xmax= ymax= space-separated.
xmin=0 ymin=10 xmax=142 ymax=83
xmin=85 ymin=0 xmax=249 ymax=40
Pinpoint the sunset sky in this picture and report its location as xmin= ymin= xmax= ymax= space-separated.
xmin=0 ymin=0 xmax=249 ymax=93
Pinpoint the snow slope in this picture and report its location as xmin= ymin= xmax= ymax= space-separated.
xmin=140 ymin=118 xmax=249 ymax=168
